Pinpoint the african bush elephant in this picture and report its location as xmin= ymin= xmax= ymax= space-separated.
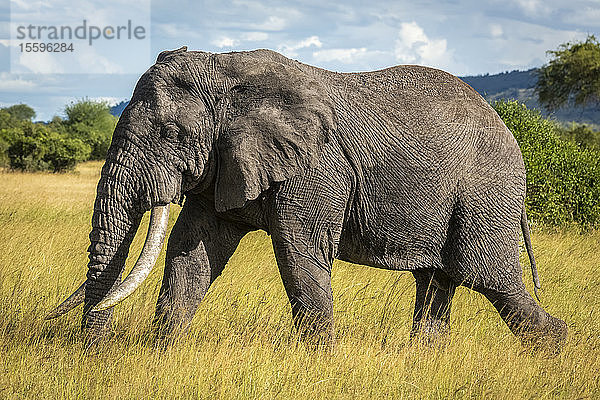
xmin=47 ymin=47 xmax=567 ymax=350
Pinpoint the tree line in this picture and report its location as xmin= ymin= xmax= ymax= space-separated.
xmin=0 ymin=101 xmax=117 ymax=172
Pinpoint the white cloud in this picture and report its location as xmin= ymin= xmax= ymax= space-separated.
xmin=19 ymin=51 xmax=66 ymax=74
xmin=512 ymin=0 xmax=549 ymax=16
xmin=88 ymin=96 xmax=122 ymax=106
xmin=562 ymin=7 xmax=600 ymax=27
xmin=490 ymin=24 xmax=503 ymax=38
xmin=495 ymin=24 xmax=586 ymax=70
xmin=211 ymin=32 xmax=268 ymax=48
xmin=212 ymin=37 xmax=240 ymax=48
xmin=155 ymin=23 xmax=202 ymax=40
xmin=395 ymin=21 xmax=455 ymax=71
xmin=241 ymin=31 xmax=269 ymax=41
xmin=76 ymin=47 xmax=125 ymax=74
xmin=13 ymin=43 xmax=127 ymax=74
xmin=0 ymin=72 xmax=37 ymax=91
xmin=514 ymin=0 xmax=540 ymax=13
xmin=278 ymin=35 xmax=322 ymax=57
xmin=250 ymin=16 xmax=286 ymax=31
xmin=312 ymin=48 xmax=368 ymax=63
xmin=156 ymin=23 xmax=180 ymax=38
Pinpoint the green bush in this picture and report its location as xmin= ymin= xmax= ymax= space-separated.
xmin=556 ymin=123 xmax=600 ymax=150
xmin=6 ymin=122 xmax=91 ymax=172
xmin=63 ymin=100 xmax=118 ymax=160
xmin=494 ymin=100 xmax=600 ymax=227
xmin=0 ymin=101 xmax=113 ymax=172
xmin=0 ymin=110 xmax=27 ymax=167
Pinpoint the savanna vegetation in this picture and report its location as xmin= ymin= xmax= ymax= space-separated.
xmin=494 ymin=100 xmax=600 ymax=227
xmin=0 ymin=162 xmax=599 ymax=399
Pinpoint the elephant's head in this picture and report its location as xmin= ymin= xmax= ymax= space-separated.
xmin=46 ymin=47 xmax=336 ymax=341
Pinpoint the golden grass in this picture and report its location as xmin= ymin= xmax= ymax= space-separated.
xmin=0 ymin=162 xmax=599 ymax=399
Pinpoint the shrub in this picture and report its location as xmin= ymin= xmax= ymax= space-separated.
xmin=494 ymin=100 xmax=600 ymax=227
xmin=0 ymin=110 xmax=26 ymax=167
xmin=0 ymin=101 xmax=115 ymax=172
xmin=7 ymin=122 xmax=91 ymax=172
xmin=556 ymin=123 xmax=600 ymax=150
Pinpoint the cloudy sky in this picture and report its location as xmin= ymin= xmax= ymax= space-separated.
xmin=1 ymin=0 xmax=598 ymax=120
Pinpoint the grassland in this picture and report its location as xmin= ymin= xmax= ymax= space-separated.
xmin=0 ymin=162 xmax=599 ymax=399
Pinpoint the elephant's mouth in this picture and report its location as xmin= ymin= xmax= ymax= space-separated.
xmin=45 ymin=204 xmax=170 ymax=319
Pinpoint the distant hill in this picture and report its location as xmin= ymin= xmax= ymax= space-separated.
xmin=110 ymin=101 xmax=129 ymax=117
xmin=110 ymin=70 xmax=600 ymax=126
xmin=460 ymin=69 xmax=600 ymax=126
xmin=461 ymin=69 xmax=539 ymax=94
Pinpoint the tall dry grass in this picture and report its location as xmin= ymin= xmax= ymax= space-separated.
xmin=0 ymin=162 xmax=598 ymax=399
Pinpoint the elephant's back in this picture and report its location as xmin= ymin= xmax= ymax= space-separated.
xmin=325 ymin=64 xmax=523 ymax=179
xmin=333 ymin=65 xmax=481 ymax=103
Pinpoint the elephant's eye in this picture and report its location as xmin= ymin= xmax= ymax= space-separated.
xmin=160 ymin=123 xmax=179 ymax=139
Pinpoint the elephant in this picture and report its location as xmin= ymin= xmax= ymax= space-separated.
xmin=46 ymin=47 xmax=567 ymax=350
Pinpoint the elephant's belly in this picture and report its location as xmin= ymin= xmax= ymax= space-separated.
xmin=336 ymin=186 xmax=452 ymax=271
xmin=336 ymin=224 xmax=446 ymax=271
xmin=336 ymin=245 xmax=443 ymax=271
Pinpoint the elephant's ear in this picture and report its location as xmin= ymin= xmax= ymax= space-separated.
xmin=214 ymin=57 xmax=336 ymax=212
xmin=156 ymin=46 xmax=187 ymax=62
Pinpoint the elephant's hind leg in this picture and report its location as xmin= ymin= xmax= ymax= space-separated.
xmin=480 ymin=283 xmax=567 ymax=352
xmin=153 ymin=194 xmax=248 ymax=340
xmin=411 ymin=269 xmax=456 ymax=345
xmin=447 ymin=188 xmax=567 ymax=352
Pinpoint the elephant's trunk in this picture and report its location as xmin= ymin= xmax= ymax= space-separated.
xmin=45 ymin=157 xmax=139 ymax=327
xmin=45 ymin=146 xmax=169 ymax=340
xmin=82 ymin=161 xmax=143 ymax=338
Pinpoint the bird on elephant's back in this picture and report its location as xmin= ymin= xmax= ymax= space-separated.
xmin=46 ymin=46 xmax=567 ymax=353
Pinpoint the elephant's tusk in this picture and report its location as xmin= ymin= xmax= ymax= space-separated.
xmin=45 ymin=281 xmax=87 ymax=320
xmin=92 ymin=205 xmax=170 ymax=312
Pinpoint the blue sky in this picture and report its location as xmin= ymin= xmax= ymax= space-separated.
xmin=1 ymin=0 xmax=598 ymax=120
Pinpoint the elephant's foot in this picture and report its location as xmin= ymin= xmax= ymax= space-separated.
xmin=515 ymin=313 xmax=568 ymax=356
xmin=410 ymin=319 xmax=451 ymax=347
xmin=151 ymin=310 xmax=194 ymax=348
xmin=290 ymin=310 xmax=335 ymax=351
xmin=81 ymin=309 xmax=115 ymax=352
xmin=481 ymin=285 xmax=568 ymax=356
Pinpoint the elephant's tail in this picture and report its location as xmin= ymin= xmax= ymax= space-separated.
xmin=521 ymin=205 xmax=541 ymax=301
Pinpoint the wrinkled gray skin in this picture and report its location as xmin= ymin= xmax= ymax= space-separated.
xmin=53 ymin=47 xmax=567 ymax=350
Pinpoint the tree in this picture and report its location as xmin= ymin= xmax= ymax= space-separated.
xmin=2 ymin=104 xmax=36 ymax=121
xmin=536 ymin=35 xmax=600 ymax=111
xmin=63 ymin=100 xmax=118 ymax=160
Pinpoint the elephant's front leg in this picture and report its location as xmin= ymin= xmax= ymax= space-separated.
xmin=272 ymin=235 xmax=335 ymax=347
xmin=269 ymin=174 xmax=348 ymax=348
xmin=153 ymin=194 xmax=248 ymax=339
xmin=411 ymin=269 xmax=456 ymax=344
